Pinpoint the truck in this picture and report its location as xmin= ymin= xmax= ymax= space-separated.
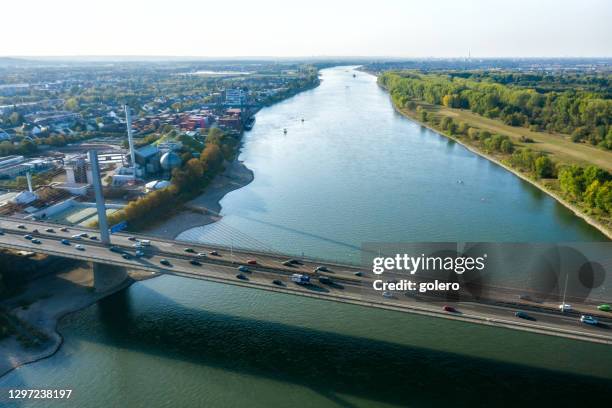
xmin=291 ymin=274 xmax=310 ymax=284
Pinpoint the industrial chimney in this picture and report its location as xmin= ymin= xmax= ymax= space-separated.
xmin=26 ymin=171 xmax=33 ymax=192
xmin=124 ymin=104 xmax=136 ymax=169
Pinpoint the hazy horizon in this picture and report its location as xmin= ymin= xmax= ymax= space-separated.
xmin=1 ymin=0 xmax=611 ymax=58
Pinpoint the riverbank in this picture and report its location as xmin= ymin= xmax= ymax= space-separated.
xmin=0 ymin=265 xmax=155 ymax=378
xmin=143 ymin=158 xmax=254 ymax=239
xmin=386 ymin=97 xmax=612 ymax=240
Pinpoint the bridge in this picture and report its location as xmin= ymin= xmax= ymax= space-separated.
xmin=1 ymin=215 xmax=611 ymax=344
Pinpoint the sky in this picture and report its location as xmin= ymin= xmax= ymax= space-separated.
xmin=2 ymin=0 xmax=611 ymax=58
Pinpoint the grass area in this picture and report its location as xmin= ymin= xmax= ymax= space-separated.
xmin=422 ymin=103 xmax=612 ymax=172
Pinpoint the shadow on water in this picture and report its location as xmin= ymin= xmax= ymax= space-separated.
xmin=62 ymin=285 xmax=612 ymax=407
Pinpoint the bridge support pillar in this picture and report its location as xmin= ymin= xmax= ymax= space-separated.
xmin=92 ymin=262 xmax=129 ymax=293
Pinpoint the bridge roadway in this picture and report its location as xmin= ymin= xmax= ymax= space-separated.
xmin=0 ymin=216 xmax=611 ymax=344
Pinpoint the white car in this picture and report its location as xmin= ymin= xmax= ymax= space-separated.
xmin=580 ymin=315 xmax=599 ymax=325
xmin=559 ymin=303 xmax=572 ymax=312
xmin=75 ymin=244 xmax=85 ymax=251
xmin=71 ymin=234 xmax=83 ymax=240
xmin=382 ymin=291 xmax=393 ymax=298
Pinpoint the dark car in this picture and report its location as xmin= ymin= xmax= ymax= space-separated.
xmin=236 ymin=273 xmax=248 ymax=281
xmin=61 ymin=239 xmax=70 ymax=245
xmin=17 ymin=225 xmax=26 ymax=229
xmin=184 ymin=248 xmax=195 ymax=253
xmin=90 ymin=236 xmax=98 ymax=241
xmin=314 ymin=266 xmax=329 ymax=273
xmin=318 ymin=276 xmax=333 ymax=285
xmin=45 ymin=228 xmax=55 ymax=233
xmin=24 ymin=234 xmax=33 ymax=240
xmin=443 ymin=305 xmax=458 ymax=313
xmin=32 ymin=229 xmax=39 ymax=234
xmin=128 ymin=236 xmax=137 ymax=241
xmin=247 ymin=259 xmax=257 ymax=265
xmin=282 ymin=261 xmax=293 ymax=267
xmin=160 ymin=259 xmax=171 ymax=266
xmin=60 ymin=227 xmax=69 ymax=232
xmin=515 ymin=311 xmax=534 ymax=320
xmin=109 ymin=246 xmax=123 ymax=253
xmin=354 ymin=271 xmax=363 ymax=277
xmin=272 ymin=279 xmax=284 ymax=286
xmin=122 ymin=253 xmax=132 ymax=260
xmin=288 ymin=259 xmax=303 ymax=265
xmin=209 ymin=250 xmax=219 ymax=256
xmin=190 ymin=259 xmax=202 ymax=266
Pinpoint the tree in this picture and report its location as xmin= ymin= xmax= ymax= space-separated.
xmin=534 ymin=156 xmax=554 ymax=178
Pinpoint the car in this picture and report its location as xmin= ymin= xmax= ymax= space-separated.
xmin=17 ymin=225 xmax=26 ymax=229
xmin=61 ymin=239 xmax=70 ymax=245
xmin=247 ymin=259 xmax=257 ymax=265
xmin=382 ymin=291 xmax=393 ymax=298
xmin=291 ymin=274 xmax=310 ymax=284
xmin=71 ymin=234 xmax=82 ymax=240
xmin=443 ymin=305 xmax=457 ymax=313
xmin=272 ymin=279 xmax=284 ymax=286
xmin=75 ymin=244 xmax=85 ymax=251
xmin=109 ymin=246 xmax=123 ymax=253
xmin=318 ymin=276 xmax=333 ymax=285
xmin=598 ymin=304 xmax=611 ymax=312
xmin=354 ymin=271 xmax=363 ymax=277
xmin=314 ymin=266 xmax=329 ymax=272
xmin=514 ymin=311 xmax=533 ymax=320
xmin=209 ymin=250 xmax=219 ymax=256
xmin=184 ymin=248 xmax=195 ymax=253
xmin=128 ymin=236 xmax=137 ymax=241
xmin=559 ymin=303 xmax=572 ymax=312
xmin=45 ymin=228 xmax=55 ymax=233
xmin=580 ymin=315 xmax=599 ymax=325
xmin=31 ymin=238 xmax=42 ymax=244
xmin=24 ymin=234 xmax=33 ymax=240
xmin=160 ymin=259 xmax=171 ymax=266
xmin=135 ymin=250 xmax=145 ymax=257
xmin=190 ymin=259 xmax=202 ymax=266
xmin=282 ymin=260 xmax=293 ymax=267
xmin=288 ymin=259 xmax=302 ymax=265
xmin=122 ymin=253 xmax=132 ymax=260
xmin=60 ymin=227 xmax=69 ymax=232
xmin=197 ymin=253 xmax=208 ymax=258
xmin=32 ymin=229 xmax=39 ymax=234
xmin=236 ymin=273 xmax=248 ymax=280
xmin=0 ymin=229 xmax=4 ymax=235
xmin=138 ymin=239 xmax=151 ymax=246
xmin=89 ymin=236 xmax=98 ymax=241
xmin=79 ymin=233 xmax=89 ymax=238
xmin=238 ymin=265 xmax=250 ymax=273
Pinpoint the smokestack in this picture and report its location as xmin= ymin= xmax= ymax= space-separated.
xmin=124 ymin=104 xmax=136 ymax=169
xmin=26 ymin=172 xmax=33 ymax=192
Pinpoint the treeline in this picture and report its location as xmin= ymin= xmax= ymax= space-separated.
xmin=381 ymin=72 xmax=612 ymax=149
xmin=102 ymin=128 xmax=231 ymax=228
xmin=413 ymin=108 xmax=612 ymax=216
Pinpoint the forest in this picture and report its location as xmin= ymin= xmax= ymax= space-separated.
xmin=380 ymin=71 xmax=612 ymax=149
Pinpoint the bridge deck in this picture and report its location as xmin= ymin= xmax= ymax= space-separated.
xmin=0 ymin=216 xmax=611 ymax=344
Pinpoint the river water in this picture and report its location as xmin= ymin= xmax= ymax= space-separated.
xmin=1 ymin=67 xmax=611 ymax=407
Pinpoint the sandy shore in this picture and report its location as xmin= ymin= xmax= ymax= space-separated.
xmin=143 ymin=158 xmax=254 ymax=239
xmin=0 ymin=265 xmax=154 ymax=379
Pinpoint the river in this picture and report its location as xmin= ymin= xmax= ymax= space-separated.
xmin=1 ymin=67 xmax=610 ymax=407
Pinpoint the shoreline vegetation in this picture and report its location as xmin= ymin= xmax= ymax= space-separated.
xmin=376 ymin=72 xmax=612 ymax=240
